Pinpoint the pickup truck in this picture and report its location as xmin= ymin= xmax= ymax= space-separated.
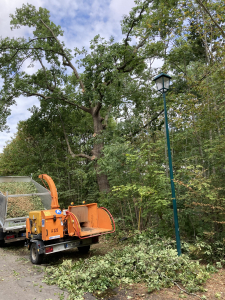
xmin=0 ymin=176 xmax=51 ymax=245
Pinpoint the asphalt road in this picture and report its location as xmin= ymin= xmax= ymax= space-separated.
xmin=0 ymin=244 xmax=68 ymax=300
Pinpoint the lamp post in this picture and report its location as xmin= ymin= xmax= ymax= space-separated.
xmin=153 ymin=73 xmax=181 ymax=256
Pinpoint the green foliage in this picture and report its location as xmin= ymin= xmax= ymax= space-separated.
xmin=173 ymin=165 xmax=225 ymax=242
xmin=190 ymin=237 xmax=225 ymax=264
xmin=44 ymin=234 xmax=215 ymax=300
xmin=0 ymin=117 xmax=99 ymax=208
xmin=98 ymin=140 xmax=171 ymax=230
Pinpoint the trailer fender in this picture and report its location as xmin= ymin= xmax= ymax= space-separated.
xmin=30 ymin=239 xmax=45 ymax=255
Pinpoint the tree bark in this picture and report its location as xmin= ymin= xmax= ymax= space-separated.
xmin=91 ymin=106 xmax=110 ymax=193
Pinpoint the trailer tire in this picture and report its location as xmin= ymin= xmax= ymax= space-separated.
xmin=77 ymin=245 xmax=90 ymax=254
xmin=30 ymin=243 xmax=44 ymax=264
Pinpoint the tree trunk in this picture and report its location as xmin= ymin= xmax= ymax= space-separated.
xmin=91 ymin=108 xmax=110 ymax=193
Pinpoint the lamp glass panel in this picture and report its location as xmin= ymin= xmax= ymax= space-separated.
xmin=164 ymin=77 xmax=170 ymax=90
xmin=155 ymin=77 xmax=163 ymax=91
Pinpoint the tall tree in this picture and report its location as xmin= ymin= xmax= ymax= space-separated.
xmin=0 ymin=1 xmax=157 ymax=192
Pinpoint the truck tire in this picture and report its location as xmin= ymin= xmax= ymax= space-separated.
xmin=77 ymin=245 xmax=90 ymax=254
xmin=30 ymin=243 xmax=44 ymax=264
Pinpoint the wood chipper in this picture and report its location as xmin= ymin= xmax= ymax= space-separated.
xmin=26 ymin=174 xmax=115 ymax=264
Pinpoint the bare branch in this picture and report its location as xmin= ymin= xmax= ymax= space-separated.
xmin=71 ymin=153 xmax=95 ymax=160
xmin=0 ymin=37 xmax=62 ymax=65
xmin=37 ymin=57 xmax=46 ymax=72
xmin=36 ymin=56 xmax=53 ymax=91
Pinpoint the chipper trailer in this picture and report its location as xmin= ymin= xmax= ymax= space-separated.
xmin=26 ymin=174 xmax=115 ymax=264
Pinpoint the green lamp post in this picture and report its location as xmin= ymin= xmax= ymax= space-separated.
xmin=153 ymin=73 xmax=181 ymax=256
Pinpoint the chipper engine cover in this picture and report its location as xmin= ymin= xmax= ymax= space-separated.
xmin=41 ymin=209 xmax=64 ymax=240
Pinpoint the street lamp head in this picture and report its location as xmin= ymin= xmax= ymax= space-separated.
xmin=153 ymin=73 xmax=172 ymax=93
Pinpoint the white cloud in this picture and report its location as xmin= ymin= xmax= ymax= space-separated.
xmin=0 ymin=0 xmax=136 ymax=153
xmin=109 ymin=0 xmax=135 ymax=20
xmin=152 ymin=58 xmax=164 ymax=69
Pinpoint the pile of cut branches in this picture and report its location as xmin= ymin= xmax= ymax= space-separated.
xmin=44 ymin=235 xmax=216 ymax=300
xmin=0 ymin=182 xmax=44 ymax=217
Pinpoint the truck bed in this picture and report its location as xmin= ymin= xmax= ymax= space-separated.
xmin=0 ymin=176 xmax=52 ymax=244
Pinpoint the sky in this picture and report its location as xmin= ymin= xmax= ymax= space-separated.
xmin=0 ymin=0 xmax=163 ymax=153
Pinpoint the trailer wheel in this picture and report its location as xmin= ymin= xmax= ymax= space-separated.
xmin=77 ymin=245 xmax=90 ymax=254
xmin=30 ymin=243 xmax=44 ymax=264
xmin=0 ymin=229 xmax=5 ymax=247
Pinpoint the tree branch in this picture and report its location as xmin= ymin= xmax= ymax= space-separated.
xmin=117 ymin=0 xmax=151 ymax=73
xmin=124 ymin=0 xmax=151 ymax=46
xmin=39 ymin=19 xmax=86 ymax=91
xmin=143 ymin=109 xmax=164 ymax=129
xmin=36 ymin=56 xmax=53 ymax=91
xmin=170 ymin=61 xmax=186 ymax=74
xmin=21 ymin=80 xmax=91 ymax=114
xmin=93 ymin=101 xmax=102 ymax=116
xmin=128 ymin=108 xmax=164 ymax=137
xmin=25 ymin=92 xmax=52 ymax=100
xmin=117 ymin=35 xmax=149 ymax=72
xmin=1 ymin=37 xmax=62 ymax=65
xmin=58 ymin=96 xmax=91 ymax=113
xmin=195 ymin=0 xmax=225 ymax=39
xmin=58 ymin=112 xmax=93 ymax=161
xmin=103 ymin=104 xmax=112 ymax=128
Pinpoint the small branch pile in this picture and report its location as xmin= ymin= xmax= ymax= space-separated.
xmin=0 ymin=182 xmax=44 ymax=217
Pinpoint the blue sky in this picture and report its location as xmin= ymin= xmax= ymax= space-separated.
xmin=0 ymin=0 xmax=162 ymax=153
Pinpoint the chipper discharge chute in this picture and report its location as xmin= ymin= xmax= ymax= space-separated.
xmin=26 ymin=174 xmax=115 ymax=264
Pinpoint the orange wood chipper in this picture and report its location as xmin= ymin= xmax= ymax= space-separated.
xmin=25 ymin=174 xmax=115 ymax=264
